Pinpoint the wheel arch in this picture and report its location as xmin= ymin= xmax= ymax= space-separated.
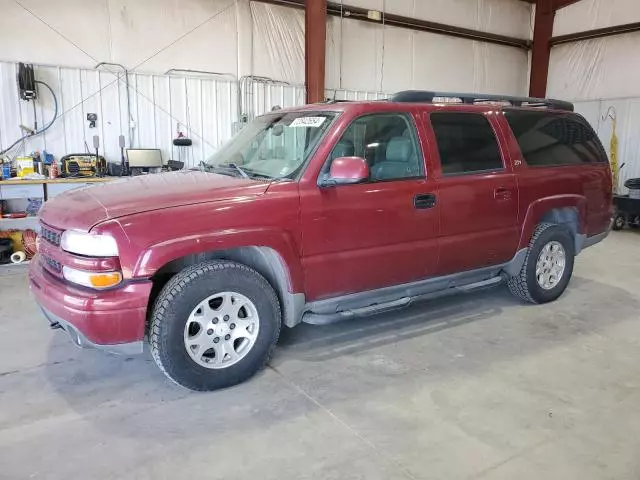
xmin=518 ymin=196 xmax=587 ymax=254
xmin=147 ymin=245 xmax=305 ymax=330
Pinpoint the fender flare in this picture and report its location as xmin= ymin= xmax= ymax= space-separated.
xmin=518 ymin=195 xmax=587 ymax=251
xmin=133 ymin=227 xmax=305 ymax=293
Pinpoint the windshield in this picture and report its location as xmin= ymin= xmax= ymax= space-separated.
xmin=204 ymin=112 xmax=336 ymax=179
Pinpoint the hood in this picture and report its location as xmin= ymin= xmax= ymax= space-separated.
xmin=40 ymin=171 xmax=270 ymax=231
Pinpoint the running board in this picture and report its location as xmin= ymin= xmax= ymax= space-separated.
xmin=302 ymin=276 xmax=502 ymax=326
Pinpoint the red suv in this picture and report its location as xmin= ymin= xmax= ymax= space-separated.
xmin=29 ymin=91 xmax=612 ymax=391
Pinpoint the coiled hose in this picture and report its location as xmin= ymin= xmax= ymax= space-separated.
xmin=0 ymin=80 xmax=59 ymax=156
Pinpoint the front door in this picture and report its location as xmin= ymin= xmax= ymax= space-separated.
xmin=426 ymin=111 xmax=519 ymax=275
xmin=299 ymin=112 xmax=440 ymax=301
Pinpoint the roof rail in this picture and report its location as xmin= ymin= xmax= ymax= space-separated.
xmin=390 ymin=90 xmax=574 ymax=112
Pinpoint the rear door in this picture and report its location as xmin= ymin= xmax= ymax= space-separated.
xmin=425 ymin=111 xmax=519 ymax=275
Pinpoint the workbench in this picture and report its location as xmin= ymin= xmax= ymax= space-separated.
xmin=0 ymin=177 xmax=114 ymax=230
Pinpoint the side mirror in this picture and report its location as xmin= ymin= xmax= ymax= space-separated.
xmin=320 ymin=156 xmax=369 ymax=187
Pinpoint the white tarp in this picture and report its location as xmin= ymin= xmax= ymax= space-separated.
xmin=547 ymin=0 xmax=640 ymax=190
xmin=327 ymin=18 xmax=530 ymax=95
xmin=554 ymin=0 xmax=640 ymax=37
xmin=340 ymin=0 xmax=533 ymax=39
xmin=0 ymin=0 xmax=533 ymax=96
xmin=548 ymin=33 xmax=640 ymax=101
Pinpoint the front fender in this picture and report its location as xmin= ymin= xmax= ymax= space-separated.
xmin=133 ymin=227 xmax=305 ymax=292
xmin=518 ymin=195 xmax=587 ymax=250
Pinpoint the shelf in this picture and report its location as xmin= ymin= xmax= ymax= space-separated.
xmin=0 ymin=177 xmax=115 ymax=185
xmin=0 ymin=216 xmax=39 ymax=228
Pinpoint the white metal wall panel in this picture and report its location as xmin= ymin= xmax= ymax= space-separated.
xmin=249 ymin=83 xmax=306 ymax=117
xmin=574 ymin=99 xmax=640 ymax=192
xmin=0 ymin=62 xmax=238 ymax=169
xmin=326 ymin=89 xmax=388 ymax=101
xmin=554 ymin=0 xmax=640 ymax=37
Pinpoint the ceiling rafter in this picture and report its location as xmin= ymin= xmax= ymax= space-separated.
xmin=519 ymin=0 xmax=582 ymax=9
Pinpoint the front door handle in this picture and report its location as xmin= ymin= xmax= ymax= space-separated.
xmin=414 ymin=193 xmax=437 ymax=209
xmin=494 ymin=187 xmax=512 ymax=201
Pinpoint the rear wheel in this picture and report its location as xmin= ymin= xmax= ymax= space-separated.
xmin=507 ymin=223 xmax=575 ymax=304
xmin=150 ymin=260 xmax=281 ymax=391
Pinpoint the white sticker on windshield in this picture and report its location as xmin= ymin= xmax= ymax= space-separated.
xmin=290 ymin=117 xmax=326 ymax=128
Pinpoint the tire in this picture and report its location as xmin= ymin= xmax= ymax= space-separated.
xmin=612 ymin=214 xmax=626 ymax=231
xmin=150 ymin=260 xmax=281 ymax=391
xmin=507 ymin=223 xmax=575 ymax=304
xmin=629 ymin=216 xmax=640 ymax=229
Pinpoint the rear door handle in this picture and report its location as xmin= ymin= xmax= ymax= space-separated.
xmin=494 ymin=187 xmax=512 ymax=201
xmin=414 ymin=193 xmax=437 ymax=209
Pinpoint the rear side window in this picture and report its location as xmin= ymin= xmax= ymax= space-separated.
xmin=430 ymin=113 xmax=503 ymax=175
xmin=505 ymin=110 xmax=607 ymax=166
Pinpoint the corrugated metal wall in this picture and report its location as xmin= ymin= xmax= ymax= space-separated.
xmin=1 ymin=61 xmax=394 ymax=170
xmin=326 ymin=89 xmax=388 ymax=101
xmin=0 ymin=62 xmax=239 ymax=169
xmin=244 ymin=80 xmax=306 ymax=118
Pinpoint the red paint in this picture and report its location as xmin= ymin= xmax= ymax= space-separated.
xmin=29 ymin=259 xmax=150 ymax=344
xmin=38 ymin=171 xmax=269 ymax=232
xmin=29 ymin=100 xmax=611 ymax=347
xmin=299 ymin=178 xmax=440 ymax=299
xmin=328 ymin=156 xmax=370 ymax=182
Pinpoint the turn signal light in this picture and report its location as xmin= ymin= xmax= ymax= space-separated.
xmin=89 ymin=272 xmax=123 ymax=288
xmin=62 ymin=266 xmax=122 ymax=290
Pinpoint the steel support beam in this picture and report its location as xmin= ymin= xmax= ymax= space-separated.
xmin=258 ymin=0 xmax=530 ymax=49
xmin=551 ymin=21 xmax=640 ymax=45
xmin=305 ymin=0 xmax=327 ymax=104
xmin=528 ymin=0 xmax=584 ymax=97
xmin=529 ymin=0 xmax=555 ymax=97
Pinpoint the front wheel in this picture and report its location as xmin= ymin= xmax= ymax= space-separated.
xmin=507 ymin=223 xmax=575 ymax=304
xmin=150 ymin=260 xmax=281 ymax=391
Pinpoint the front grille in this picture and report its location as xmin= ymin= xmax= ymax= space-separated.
xmin=42 ymin=254 xmax=62 ymax=274
xmin=40 ymin=224 xmax=61 ymax=246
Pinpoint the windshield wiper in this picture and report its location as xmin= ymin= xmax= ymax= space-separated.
xmin=222 ymin=163 xmax=249 ymax=179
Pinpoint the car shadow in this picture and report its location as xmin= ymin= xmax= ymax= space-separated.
xmin=34 ymin=276 xmax=640 ymax=441
xmin=275 ymin=284 xmax=512 ymax=363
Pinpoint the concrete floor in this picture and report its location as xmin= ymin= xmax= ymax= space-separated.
xmin=1 ymin=232 xmax=640 ymax=480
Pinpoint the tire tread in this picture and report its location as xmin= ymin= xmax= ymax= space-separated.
xmin=149 ymin=260 xmax=281 ymax=391
xmin=507 ymin=222 xmax=557 ymax=304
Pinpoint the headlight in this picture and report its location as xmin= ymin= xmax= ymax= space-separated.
xmin=60 ymin=231 xmax=119 ymax=257
xmin=62 ymin=266 xmax=122 ymax=289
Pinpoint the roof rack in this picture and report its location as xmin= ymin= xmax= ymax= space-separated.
xmin=390 ymin=90 xmax=574 ymax=112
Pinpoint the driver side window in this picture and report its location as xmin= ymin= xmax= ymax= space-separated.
xmin=328 ymin=113 xmax=424 ymax=182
